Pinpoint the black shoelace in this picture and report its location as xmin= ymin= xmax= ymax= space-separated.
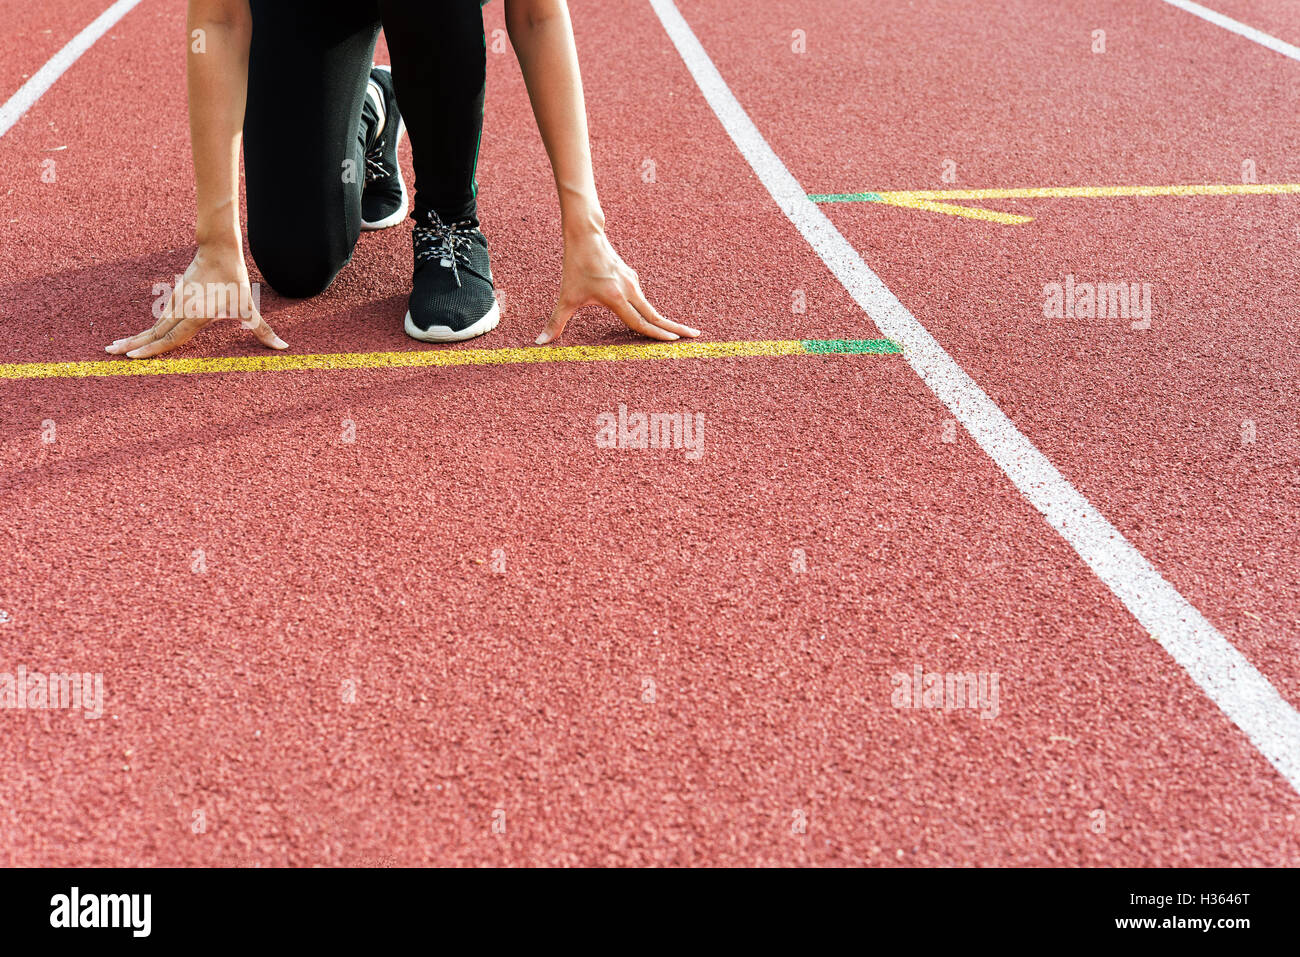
xmin=413 ymin=214 xmax=477 ymax=288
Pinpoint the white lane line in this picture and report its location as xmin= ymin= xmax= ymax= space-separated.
xmin=1159 ymin=0 xmax=1300 ymax=62
xmin=648 ymin=0 xmax=1300 ymax=793
xmin=0 ymin=0 xmax=146 ymax=138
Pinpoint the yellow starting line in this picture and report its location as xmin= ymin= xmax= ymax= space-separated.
xmin=809 ymin=182 xmax=1300 ymax=224
xmin=0 ymin=338 xmax=901 ymax=381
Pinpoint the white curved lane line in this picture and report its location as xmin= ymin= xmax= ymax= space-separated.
xmin=0 ymin=0 xmax=146 ymax=138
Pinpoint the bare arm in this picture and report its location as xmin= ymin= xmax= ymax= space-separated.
xmin=187 ymin=0 xmax=252 ymax=251
xmin=107 ymin=0 xmax=284 ymax=357
xmin=505 ymin=0 xmax=699 ymax=344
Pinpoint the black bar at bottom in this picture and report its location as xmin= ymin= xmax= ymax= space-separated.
xmin=0 ymin=866 xmax=1289 ymax=945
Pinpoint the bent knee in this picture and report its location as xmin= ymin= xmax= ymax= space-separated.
xmin=248 ymin=235 xmax=347 ymax=299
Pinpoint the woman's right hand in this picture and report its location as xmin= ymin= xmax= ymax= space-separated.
xmin=105 ymin=244 xmax=287 ymax=358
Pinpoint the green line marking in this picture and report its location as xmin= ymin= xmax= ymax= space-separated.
xmin=809 ymin=192 xmax=884 ymax=203
xmin=800 ymin=338 xmax=901 ymax=355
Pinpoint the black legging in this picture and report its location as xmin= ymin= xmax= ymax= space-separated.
xmin=243 ymin=0 xmax=487 ymax=298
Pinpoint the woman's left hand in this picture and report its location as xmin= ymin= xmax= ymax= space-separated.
xmin=535 ymin=229 xmax=700 ymax=344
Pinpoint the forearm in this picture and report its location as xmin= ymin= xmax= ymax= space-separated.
xmin=504 ymin=0 xmax=605 ymax=238
xmin=186 ymin=0 xmax=252 ymax=251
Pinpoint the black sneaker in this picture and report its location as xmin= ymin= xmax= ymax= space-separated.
xmin=360 ymin=65 xmax=408 ymax=231
xmin=404 ymin=212 xmax=501 ymax=342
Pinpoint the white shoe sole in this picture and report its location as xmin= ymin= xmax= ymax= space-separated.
xmin=360 ymin=67 xmax=408 ymax=232
xmin=404 ymin=299 xmax=501 ymax=342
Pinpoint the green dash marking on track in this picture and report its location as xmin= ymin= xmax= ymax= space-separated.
xmin=808 ymin=192 xmax=885 ymax=203
xmin=0 ymin=338 xmax=902 ymax=381
xmin=801 ymin=338 xmax=900 ymax=355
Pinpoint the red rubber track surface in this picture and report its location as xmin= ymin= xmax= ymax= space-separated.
xmin=680 ymin=0 xmax=1300 ymax=698
xmin=0 ymin=0 xmax=115 ymax=97
xmin=0 ymin=0 xmax=1296 ymax=866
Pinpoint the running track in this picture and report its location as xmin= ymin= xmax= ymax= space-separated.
xmin=0 ymin=0 xmax=1296 ymax=866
